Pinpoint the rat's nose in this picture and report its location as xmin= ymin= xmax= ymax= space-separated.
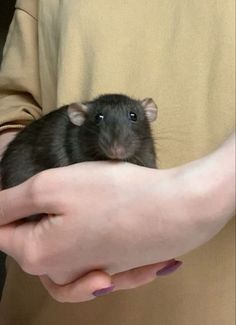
xmin=109 ymin=144 xmax=127 ymax=159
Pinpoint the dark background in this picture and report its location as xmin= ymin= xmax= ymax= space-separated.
xmin=0 ymin=0 xmax=16 ymax=61
xmin=0 ymin=0 xmax=16 ymax=297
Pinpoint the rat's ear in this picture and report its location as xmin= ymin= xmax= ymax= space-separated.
xmin=140 ymin=98 xmax=158 ymax=122
xmin=67 ymin=103 xmax=88 ymax=126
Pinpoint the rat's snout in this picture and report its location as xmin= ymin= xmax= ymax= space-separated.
xmin=98 ymin=134 xmax=129 ymax=160
xmin=98 ymin=122 xmax=136 ymax=160
xmin=109 ymin=143 xmax=127 ymax=160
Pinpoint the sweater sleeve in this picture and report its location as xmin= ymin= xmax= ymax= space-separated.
xmin=0 ymin=4 xmax=42 ymax=133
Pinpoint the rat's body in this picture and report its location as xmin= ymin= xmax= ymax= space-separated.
xmin=1 ymin=94 xmax=158 ymax=190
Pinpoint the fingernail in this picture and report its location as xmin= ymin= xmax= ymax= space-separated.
xmin=156 ymin=260 xmax=183 ymax=276
xmin=92 ymin=285 xmax=115 ymax=297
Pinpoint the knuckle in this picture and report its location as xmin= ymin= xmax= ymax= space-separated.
xmin=45 ymin=284 xmax=68 ymax=303
xmin=28 ymin=171 xmax=53 ymax=208
xmin=29 ymin=172 xmax=46 ymax=204
xmin=21 ymin=243 xmax=43 ymax=275
xmin=51 ymin=292 xmax=66 ymax=303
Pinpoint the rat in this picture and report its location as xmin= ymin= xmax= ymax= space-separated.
xmin=0 ymin=94 xmax=158 ymax=191
xmin=0 ymin=94 xmax=158 ymax=296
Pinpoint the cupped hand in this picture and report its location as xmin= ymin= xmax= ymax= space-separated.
xmin=0 ymin=162 xmax=184 ymax=302
xmin=0 ymin=131 xmax=182 ymax=302
xmin=0 ymin=131 xmax=234 ymax=302
xmin=1 ymin=162 xmax=181 ymax=280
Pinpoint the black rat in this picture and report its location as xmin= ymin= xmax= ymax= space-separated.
xmin=0 ymin=94 xmax=158 ymax=190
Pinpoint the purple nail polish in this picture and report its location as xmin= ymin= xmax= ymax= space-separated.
xmin=156 ymin=260 xmax=183 ymax=276
xmin=93 ymin=285 xmax=115 ymax=297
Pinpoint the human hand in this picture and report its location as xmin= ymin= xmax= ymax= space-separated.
xmin=0 ymin=162 xmax=182 ymax=280
xmin=0 ymin=132 xmax=234 ymax=302
xmin=0 ymin=166 xmax=182 ymax=302
xmin=0 ymin=130 xmax=182 ymax=302
xmin=38 ymin=131 xmax=235 ymax=303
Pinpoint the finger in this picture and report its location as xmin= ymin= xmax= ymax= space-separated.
xmin=112 ymin=260 xmax=181 ymax=290
xmin=0 ymin=185 xmax=38 ymax=225
xmin=0 ymin=172 xmax=60 ymax=226
xmin=0 ymin=221 xmax=21 ymax=252
xmin=0 ymin=220 xmax=43 ymax=275
xmin=40 ymin=271 xmax=114 ymax=303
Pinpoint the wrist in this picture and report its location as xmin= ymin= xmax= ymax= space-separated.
xmin=175 ymin=133 xmax=235 ymax=230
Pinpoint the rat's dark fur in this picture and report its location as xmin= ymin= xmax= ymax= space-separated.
xmin=0 ymin=94 xmax=157 ymax=190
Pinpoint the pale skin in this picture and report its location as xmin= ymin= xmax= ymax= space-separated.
xmin=0 ymin=131 xmax=235 ymax=302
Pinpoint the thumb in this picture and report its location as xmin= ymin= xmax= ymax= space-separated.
xmin=0 ymin=171 xmax=60 ymax=226
xmin=40 ymin=271 xmax=114 ymax=303
xmin=0 ymin=183 xmax=41 ymax=226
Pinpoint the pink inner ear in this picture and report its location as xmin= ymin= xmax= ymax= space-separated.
xmin=67 ymin=103 xmax=87 ymax=126
xmin=140 ymin=98 xmax=158 ymax=122
xmin=145 ymin=107 xmax=157 ymax=122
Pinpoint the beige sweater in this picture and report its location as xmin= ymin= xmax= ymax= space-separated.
xmin=0 ymin=1 xmax=235 ymax=324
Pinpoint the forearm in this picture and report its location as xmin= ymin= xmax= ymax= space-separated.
xmin=124 ymin=133 xmax=235 ymax=264
xmin=177 ymin=132 xmax=235 ymax=229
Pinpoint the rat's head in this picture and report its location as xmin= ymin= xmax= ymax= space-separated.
xmin=67 ymin=94 xmax=157 ymax=160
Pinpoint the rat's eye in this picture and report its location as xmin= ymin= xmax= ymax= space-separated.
xmin=95 ymin=113 xmax=104 ymax=123
xmin=129 ymin=112 xmax=137 ymax=121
